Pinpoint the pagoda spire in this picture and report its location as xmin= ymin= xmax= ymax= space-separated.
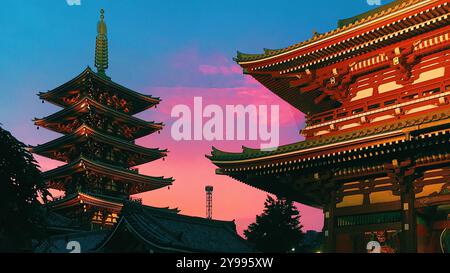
xmin=95 ymin=9 xmax=109 ymax=78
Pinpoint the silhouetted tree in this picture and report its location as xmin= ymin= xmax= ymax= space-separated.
xmin=244 ymin=195 xmax=304 ymax=253
xmin=0 ymin=125 xmax=50 ymax=252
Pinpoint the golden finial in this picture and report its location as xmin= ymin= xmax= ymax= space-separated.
xmin=95 ymin=9 xmax=109 ymax=78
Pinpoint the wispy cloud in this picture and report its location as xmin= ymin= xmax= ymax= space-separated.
xmin=198 ymin=64 xmax=241 ymax=76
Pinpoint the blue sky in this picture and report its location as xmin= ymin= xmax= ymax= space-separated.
xmin=0 ymin=0 xmax=395 ymax=139
xmin=0 ymin=0 xmax=395 ymax=231
xmin=1 ymin=0 xmax=393 ymax=86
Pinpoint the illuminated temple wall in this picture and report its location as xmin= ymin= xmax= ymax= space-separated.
xmin=211 ymin=0 xmax=450 ymax=253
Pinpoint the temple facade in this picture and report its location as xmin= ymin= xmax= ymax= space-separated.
xmin=32 ymin=10 xmax=251 ymax=253
xmin=208 ymin=0 xmax=450 ymax=253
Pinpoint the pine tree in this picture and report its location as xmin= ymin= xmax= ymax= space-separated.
xmin=244 ymin=195 xmax=304 ymax=253
xmin=0 ymin=125 xmax=50 ymax=252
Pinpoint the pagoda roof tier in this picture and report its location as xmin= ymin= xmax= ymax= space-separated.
xmin=235 ymin=0 xmax=447 ymax=64
xmin=48 ymin=192 xmax=124 ymax=212
xmin=43 ymin=156 xmax=174 ymax=194
xmin=30 ymin=125 xmax=167 ymax=166
xmin=34 ymin=97 xmax=163 ymax=139
xmin=38 ymin=67 xmax=160 ymax=115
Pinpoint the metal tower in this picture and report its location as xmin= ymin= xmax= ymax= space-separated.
xmin=205 ymin=186 xmax=213 ymax=219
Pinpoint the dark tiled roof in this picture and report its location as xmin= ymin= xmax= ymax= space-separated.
xmin=34 ymin=230 xmax=110 ymax=253
xmin=44 ymin=211 xmax=80 ymax=230
xmin=101 ymin=203 xmax=254 ymax=253
xmin=35 ymin=203 xmax=253 ymax=253
xmin=337 ymin=0 xmax=412 ymax=28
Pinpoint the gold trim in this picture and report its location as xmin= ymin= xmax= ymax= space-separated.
xmin=239 ymin=0 xmax=437 ymax=65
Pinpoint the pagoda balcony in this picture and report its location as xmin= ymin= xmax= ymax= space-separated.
xmin=30 ymin=125 xmax=167 ymax=167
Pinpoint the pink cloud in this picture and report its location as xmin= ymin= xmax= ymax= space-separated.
xmin=34 ymin=49 xmax=322 ymax=234
xmin=145 ymin=84 xmax=305 ymax=129
xmin=133 ymin=51 xmax=320 ymax=233
xmin=166 ymin=47 xmax=244 ymax=82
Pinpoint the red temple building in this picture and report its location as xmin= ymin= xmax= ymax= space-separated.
xmin=31 ymin=10 xmax=251 ymax=253
xmin=208 ymin=0 xmax=450 ymax=253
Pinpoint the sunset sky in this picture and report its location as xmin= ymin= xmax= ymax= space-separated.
xmin=0 ymin=0 xmax=395 ymax=234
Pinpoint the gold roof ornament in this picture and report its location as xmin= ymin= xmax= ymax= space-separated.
xmin=95 ymin=9 xmax=109 ymax=78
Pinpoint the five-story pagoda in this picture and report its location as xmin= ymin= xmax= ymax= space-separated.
xmin=31 ymin=10 xmax=173 ymax=230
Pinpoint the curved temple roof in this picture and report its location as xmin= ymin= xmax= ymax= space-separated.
xmin=35 ymin=202 xmax=253 ymax=253
xmin=42 ymin=156 xmax=174 ymax=193
xmin=96 ymin=203 xmax=254 ymax=253
xmin=49 ymin=192 xmax=125 ymax=211
xmin=208 ymin=107 xmax=450 ymax=163
xmin=38 ymin=67 xmax=161 ymax=115
xmin=235 ymin=0 xmax=431 ymax=63
xmin=232 ymin=0 xmax=449 ymax=114
xmin=34 ymin=97 xmax=164 ymax=139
